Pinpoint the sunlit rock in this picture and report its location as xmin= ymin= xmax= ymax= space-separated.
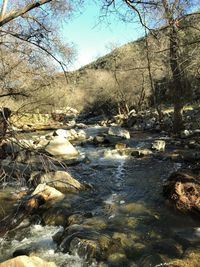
xmin=37 ymin=170 xmax=84 ymax=193
xmin=151 ymin=140 xmax=166 ymax=151
xmin=181 ymin=129 xmax=191 ymax=138
xmin=45 ymin=136 xmax=79 ymax=158
xmin=32 ymin=184 xmax=64 ymax=202
xmin=53 ymin=129 xmax=77 ymax=140
xmin=115 ymin=143 xmax=127 ymax=150
xmin=53 ymin=129 xmax=68 ymax=138
xmin=76 ymin=129 xmax=86 ymax=140
xmin=93 ymin=135 xmax=106 ymax=144
xmin=0 ymin=256 xmax=57 ymax=267
xmin=108 ymin=126 xmax=130 ymax=139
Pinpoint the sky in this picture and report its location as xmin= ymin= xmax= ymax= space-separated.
xmin=62 ymin=1 xmax=143 ymax=70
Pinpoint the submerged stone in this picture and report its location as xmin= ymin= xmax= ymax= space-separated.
xmin=174 ymin=228 xmax=200 ymax=245
xmin=107 ymin=253 xmax=128 ymax=266
xmin=139 ymin=254 xmax=163 ymax=267
xmin=42 ymin=206 xmax=71 ymax=226
xmin=151 ymin=238 xmax=183 ymax=258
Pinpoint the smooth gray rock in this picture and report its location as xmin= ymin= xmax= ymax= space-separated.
xmin=45 ymin=136 xmax=79 ymax=158
xmin=108 ymin=127 xmax=130 ymax=139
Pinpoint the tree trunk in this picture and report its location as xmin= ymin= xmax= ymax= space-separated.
xmin=145 ymin=29 xmax=163 ymax=126
xmin=0 ymin=0 xmax=8 ymax=20
xmin=161 ymin=0 xmax=184 ymax=134
xmin=0 ymin=107 xmax=11 ymax=143
xmin=169 ymin=24 xmax=184 ymax=134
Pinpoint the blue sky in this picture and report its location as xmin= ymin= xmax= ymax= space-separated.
xmin=62 ymin=1 xmax=143 ymax=70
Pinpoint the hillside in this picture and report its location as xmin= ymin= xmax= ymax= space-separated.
xmin=7 ymin=13 xmax=199 ymax=114
xmin=59 ymin=13 xmax=199 ymax=116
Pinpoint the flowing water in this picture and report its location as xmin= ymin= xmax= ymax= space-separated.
xmin=0 ymin=128 xmax=199 ymax=266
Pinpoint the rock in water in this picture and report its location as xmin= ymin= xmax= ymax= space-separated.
xmin=53 ymin=129 xmax=69 ymax=138
xmin=38 ymin=170 xmax=84 ymax=193
xmin=0 ymin=255 xmax=57 ymax=267
xmin=45 ymin=136 xmax=79 ymax=157
xmin=32 ymin=184 xmax=64 ymax=201
xmin=152 ymin=140 xmax=166 ymax=151
xmin=108 ymin=127 xmax=130 ymax=139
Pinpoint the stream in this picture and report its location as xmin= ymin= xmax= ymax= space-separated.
xmin=0 ymin=127 xmax=199 ymax=266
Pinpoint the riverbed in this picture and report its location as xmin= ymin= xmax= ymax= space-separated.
xmin=0 ymin=128 xmax=199 ymax=266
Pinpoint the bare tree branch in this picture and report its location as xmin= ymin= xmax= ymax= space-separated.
xmin=0 ymin=92 xmax=29 ymax=98
xmin=0 ymin=0 xmax=8 ymax=20
xmin=0 ymin=29 xmax=70 ymax=85
xmin=0 ymin=0 xmax=52 ymax=27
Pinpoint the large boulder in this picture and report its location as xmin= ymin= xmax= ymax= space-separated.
xmin=0 ymin=256 xmax=57 ymax=267
xmin=108 ymin=127 xmax=130 ymax=139
xmin=58 ymin=224 xmax=112 ymax=261
xmin=163 ymin=170 xmax=200 ymax=218
xmin=35 ymin=170 xmax=84 ymax=193
xmin=45 ymin=136 xmax=79 ymax=158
